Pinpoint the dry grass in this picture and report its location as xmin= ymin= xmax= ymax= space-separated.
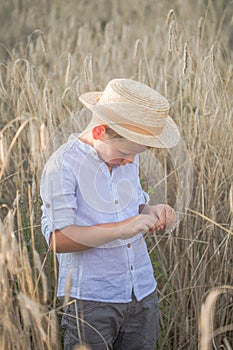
xmin=0 ymin=0 xmax=232 ymax=349
xmin=199 ymin=286 xmax=233 ymax=350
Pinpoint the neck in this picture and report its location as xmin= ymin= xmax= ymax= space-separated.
xmin=107 ymin=165 xmax=113 ymax=173
xmin=78 ymin=133 xmax=114 ymax=174
xmin=78 ymin=131 xmax=94 ymax=147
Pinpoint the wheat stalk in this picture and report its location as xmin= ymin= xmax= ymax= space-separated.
xmin=199 ymin=286 xmax=233 ymax=350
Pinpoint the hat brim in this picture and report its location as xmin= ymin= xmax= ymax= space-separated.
xmin=79 ymin=91 xmax=180 ymax=148
xmin=79 ymin=91 xmax=103 ymax=109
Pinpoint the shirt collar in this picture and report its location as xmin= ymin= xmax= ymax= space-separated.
xmin=67 ymin=133 xmax=101 ymax=161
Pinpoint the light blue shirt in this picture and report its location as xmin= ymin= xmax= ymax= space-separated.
xmin=40 ymin=134 xmax=156 ymax=302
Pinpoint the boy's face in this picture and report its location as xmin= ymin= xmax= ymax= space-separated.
xmin=94 ymin=137 xmax=147 ymax=168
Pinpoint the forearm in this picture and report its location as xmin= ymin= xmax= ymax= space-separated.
xmin=50 ymin=218 xmax=136 ymax=253
xmin=50 ymin=230 xmax=91 ymax=253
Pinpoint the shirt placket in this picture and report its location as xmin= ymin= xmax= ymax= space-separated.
xmin=109 ymin=171 xmax=121 ymax=222
xmin=110 ymin=171 xmax=134 ymax=296
xmin=110 ymin=176 xmax=120 ymax=221
xmin=126 ymin=241 xmax=136 ymax=293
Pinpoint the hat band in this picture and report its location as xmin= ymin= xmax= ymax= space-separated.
xmin=94 ymin=104 xmax=166 ymax=137
xmin=111 ymin=122 xmax=164 ymax=136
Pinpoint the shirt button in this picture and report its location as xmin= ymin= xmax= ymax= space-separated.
xmin=127 ymin=243 xmax=131 ymax=248
xmin=114 ymin=199 xmax=118 ymax=204
xmin=46 ymin=203 xmax=50 ymax=208
xmin=130 ymin=265 xmax=133 ymax=270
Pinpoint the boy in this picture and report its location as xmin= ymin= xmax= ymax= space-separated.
xmin=40 ymin=79 xmax=180 ymax=349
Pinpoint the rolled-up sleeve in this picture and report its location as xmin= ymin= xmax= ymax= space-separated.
xmin=40 ymin=156 xmax=77 ymax=242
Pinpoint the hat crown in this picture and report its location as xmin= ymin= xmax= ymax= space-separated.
xmin=98 ymin=79 xmax=169 ymax=113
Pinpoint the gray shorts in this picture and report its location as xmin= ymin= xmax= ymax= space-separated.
xmin=61 ymin=289 xmax=159 ymax=350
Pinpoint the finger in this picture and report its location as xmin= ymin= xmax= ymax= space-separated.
xmin=143 ymin=223 xmax=151 ymax=233
xmin=146 ymin=215 xmax=158 ymax=227
xmin=166 ymin=217 xmax=176 ymax=230
xmin=164 ymin=207 xmax=176 ymax=226
xmin=167 ymin=210 xmax=176 ymax=224
xmin=149 ymin=221 xmax=158 ymax=232
xmin=157 ymin=206 xmax=166 ymax=228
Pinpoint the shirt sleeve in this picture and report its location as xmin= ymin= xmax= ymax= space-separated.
xmin=137 ymin=177 xmax=150 ymax=206
xmin=134 ymin=155 xmax=150 ymax=206
xmin=40 ymin=155 xmax=77 ymax=243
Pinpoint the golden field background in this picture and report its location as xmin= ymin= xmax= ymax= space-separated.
xmin=0 ymin=0 xmax=233 ymax=349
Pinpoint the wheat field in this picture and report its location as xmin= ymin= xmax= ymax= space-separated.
xmin=0 ymin=0 xmax=233 ymax=349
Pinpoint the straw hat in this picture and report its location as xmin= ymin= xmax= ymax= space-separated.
xmin=79 ymin=79 xmax=180 ymax=148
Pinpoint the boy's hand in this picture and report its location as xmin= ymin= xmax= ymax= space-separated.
xmin=148 ymin=204 xmax=177 ymax=232
xmin=119 ymin=214 xmax=157 ymax=239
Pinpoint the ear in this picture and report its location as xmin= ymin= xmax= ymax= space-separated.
xmin=92 ymin=125 xmax=106 ymax=140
